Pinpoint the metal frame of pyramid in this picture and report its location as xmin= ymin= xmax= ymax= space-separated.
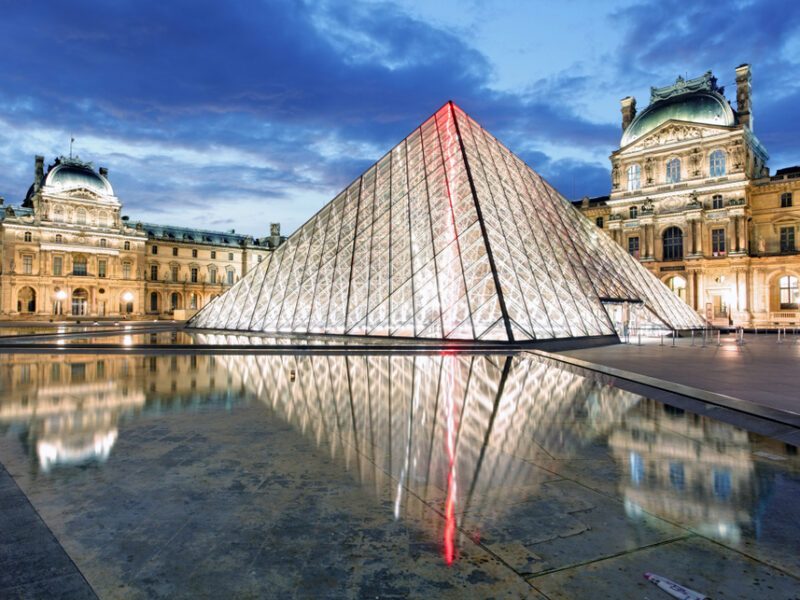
xmin=188 ymin=102 xmax=703 ymax=343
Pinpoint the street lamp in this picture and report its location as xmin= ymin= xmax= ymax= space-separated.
xmin=122 ymin=292 xmax=134 ymax=302
xmin=54 ymin=289 xmax=67 ymax=315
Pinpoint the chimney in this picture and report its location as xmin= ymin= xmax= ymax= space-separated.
xmin=34 ymin=155 xmax=44 ymax=190
xmin=270 ymin=222 xmax=281 ymax=248
xmin=99 ymin=167 xmax=109 ymax=179
xmin=735 ymin=64 xmax=752 ymax=130
xmin=620 ymin=97 xmax=637 ymax=131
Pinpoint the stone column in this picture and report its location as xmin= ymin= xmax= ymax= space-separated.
xmin=687 ymin=220 xmax=695 ymax=255
xmin=696 ymin=222 xmax=703 ymax=257
xmin=738 ymin=216 xmax=747 ymax=253
xmin=648 ymin=225 xmax=655 ymax=259
xmin=686 ymin=271 xmax=696 ymax=310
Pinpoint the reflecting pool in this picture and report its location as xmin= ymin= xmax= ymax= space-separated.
xmin=1 ymin=344 xmax=798 ymax=598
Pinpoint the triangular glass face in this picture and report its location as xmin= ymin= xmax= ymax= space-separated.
xmin=190 ymin=102 xmax=704 ymax=341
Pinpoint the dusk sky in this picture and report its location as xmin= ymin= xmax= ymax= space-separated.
xmin=1 ymin=0 xmax=798 ymax=237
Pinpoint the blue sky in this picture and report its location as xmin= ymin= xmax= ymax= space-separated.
xmin=1 ymin=0 xmax=798 ymax=237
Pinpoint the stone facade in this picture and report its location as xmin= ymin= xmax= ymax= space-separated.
xmin=576 ymin=65 xmax=800 ymax=327
xmin=0 ymin=156 xmax=284 ymax=320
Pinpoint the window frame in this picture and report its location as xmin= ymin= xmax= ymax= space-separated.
xmin=709 ymin=149 xmax=726 ymax=177
xmin=712 ymin=195 xmax=723 ymax=210
xmin=629 ymin=206 xmax=638 ymax=219
xmin=780 ymin=226 xmax=796 ymax=252
xmin=627 ymin=164 xmax=641 ymax=191
xmin=666 ymin=158 xmax=681 ymax=184
xmin=781 ymin=192 xmax=793 ymax=208
xmin=779 ymin=275 xmax=799 ymax=309
xmin=711 ymin=228 xmax=726 ymax=256
xmin=627 ymin=236 xmax=640 ymax=258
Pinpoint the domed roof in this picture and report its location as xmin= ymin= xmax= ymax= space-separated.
xmin=621 ymin=72 xmax=736 ymax=147
xmin=44 ymin=157 xmax=112 ymax=195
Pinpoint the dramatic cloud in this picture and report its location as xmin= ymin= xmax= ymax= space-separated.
xmin=0 ymin=0 xmax=796 ymax=234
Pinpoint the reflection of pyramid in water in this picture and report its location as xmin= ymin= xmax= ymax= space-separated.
xmin=190 ymin=102 xmax=703 ymax=341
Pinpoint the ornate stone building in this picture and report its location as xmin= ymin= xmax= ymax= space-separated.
xmin=0 ymin=156 xmax=284 ymax=320
xmin=576 ymin=65 xmax=800 ymax=326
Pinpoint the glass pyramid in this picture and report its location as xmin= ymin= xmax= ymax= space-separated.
xmin=189 ymin=102 xmax=704 ymax=342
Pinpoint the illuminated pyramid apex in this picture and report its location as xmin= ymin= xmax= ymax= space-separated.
xmin=189 ymin=102 xmax=703 ymax=342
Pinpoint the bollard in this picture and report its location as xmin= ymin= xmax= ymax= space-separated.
xmin=637 ymin=329 xmax=642 ymax=346
xmin=672 ymin=330 xmax=676 ymax=347
xmin=660 ymin=333 xmax=664 ymax=346
xmin=717 ymin=330 xmax=721 ymax=346
xmin=691 ymin=330 xmax=694 ymax=346
xmin=777 ymin=328 xmax=782 ymax=344
xmin=702 ymin=327 xmax=707 ymax=348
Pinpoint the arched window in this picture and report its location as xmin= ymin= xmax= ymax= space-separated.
xmin=190 ymin=293 xmax=198 ymax=309
xmin=76 ymin=207 xmax=87 ymax=225
xmin=627 ymin=164 xmax=641 ymax=191
xmin=629 ymin=206 xmax=638 ymax=219
xmin=709 ymin=150 xmax=726 ymax=177
xmin=666 ymin=158 xmax=681 ymax=183
xmin=71 ymin=288 xmax=88 ymax=316
xmin=662 ymin=226 xmax=683 ymax=261
xmin=666 ymin=276 xmax=687 ymax=301
xmin=18 ymin=287 xmax=36 ymax=313
xmin=24 ymin=231 xmax=32 ymax=242
xmin=171 ymin=292 xmax=181 ymax=311
xmin=779 ymin=275 xmax=798 ymax=309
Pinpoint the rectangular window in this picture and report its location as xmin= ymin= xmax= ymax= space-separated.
xmin=123 ymin=262 xmax=131 ymax=279
xmin=22 ymin=255 xmax=33 ymax=274
xmin=257 ymin=255 xmax=263 ymax=262
xmin=228 ymin=252 xmax=233 ymax=260
xmin=227 ymin=270 xmax=234 ymax=285
xmin=172 ymin=266 xmax=179 ymax=282
xmin=124 ymin=241 xmax=130 ymax=250
xmin=151 ymin=246 xmax=158 ymax=254
xmin=211 ymin=251 xmax=216 ymax=259
xmin=98 ymin=259 xmax=107 ymax=278
xmin=150 ymin=265 xmax=158 ymax=280
xmin=712 ymin=228 xmax=726 ymax=256
xmin=627 ymin=236 xmax=640 ymax=259
xmin=780 ymin=226 xmax=795 ymax=252
xmin=191 ymin=267 xmax=198 ymax=283
xmin=781 ymin=192 xmax=793 ymax=208
xmin=192 ymin=249 xmax=197 ymax=258
xmin=53 ymin=256 xmax=62 ymax=276
xmin=173 ymin=247 xmax=178 ymax=256
xmin=209 ymin=269 xmax=216 ymax=284
xmin=712 ymin=195 xmax=723 ymax=209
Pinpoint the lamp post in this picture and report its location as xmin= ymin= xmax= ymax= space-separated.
xmin=54 ymin=289 xmax=67 ymax=315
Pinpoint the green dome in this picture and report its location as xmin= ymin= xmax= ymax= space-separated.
xmin=621 ymin=91 xmax=735 ymax=147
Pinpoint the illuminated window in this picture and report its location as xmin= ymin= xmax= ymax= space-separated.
xmin=781 ymin=192 xmax=793 ymax=208
xmin=190 ymin=293 xmax=198 ymax=309
xmin=24 ymin=231 xmax=32 ymax=242
xmin=666 ymin=275 xmax=686 ymax=301
xmin=627 ymin=164 xmax=641 ymax=191
xmin=712 ymin=228 xmax=725 ymax=256
xmin=595 ymin=217 xmax=604 ymax=228
xmin=662 ymin=226 xmax=683 ymax=260
xmin=712 ymin=195 xmax=723 ymax=209
xmin=780 ymin=226 xmax=795 ymax=252
xmin=630 ymin=452 xmax=644 ymax=484
xmin=628 ymin=236 xmax=639 ymax=258
xmin=709 ymin=150 xmax=726 ymax=176
xmin=779 ymin=275 xmax=798 ymax=309
xmin=666 ymin=158 xmax=681 ymax=183
xmin=629 ymin=206 xmax=638 ymax=219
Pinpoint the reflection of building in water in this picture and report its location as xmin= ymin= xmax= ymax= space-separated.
xmin=609 ymin=398 xmax=761 ymax=543
xmin=0 ymin=353 xmax=245 ymax=471
xmin=213 ymin=350 xmax=641 ymax=560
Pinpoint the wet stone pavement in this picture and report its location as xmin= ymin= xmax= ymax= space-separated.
xmin=0 ymin=347 xmax=799 ymax=598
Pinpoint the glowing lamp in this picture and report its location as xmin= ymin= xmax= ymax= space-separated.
xmin=122 ymin=292 xmax=134 ymax=302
